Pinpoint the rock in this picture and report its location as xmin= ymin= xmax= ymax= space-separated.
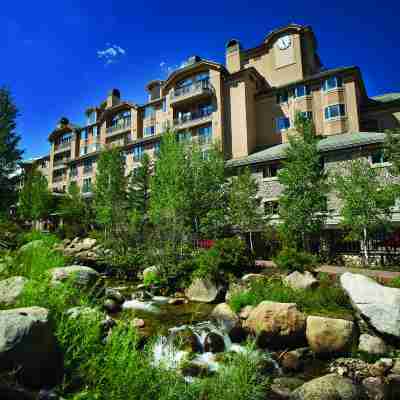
xmin=291 ymin=373 xmax=361 ymax=400
xmin=359 ymin=334 xmax=388 ymax=355
xmin=280 ymin=348 xmax=311 ymax=372
xmin=19 ymin=240 xmax=45 ymax=253
xmin=66 ymin=306 xmax=102 ymax=320
xmin=0 ymin=307 xmax=63 ymax=388
xmin=225 ymin=281 xmax=246 ymax=303
xmin=168 ymin=298 xmax=186 ymax=305
xmin=306 ymin=316 xmax=355 ymax=355
xmin=103 ymin=298 xmax=121 ymax=314
xmin=49 ymin=265 xmax=100 ymax=288
xmin=204 ymin=332 xmax=225 ymax=353
xmin=239 ymin=305 xmax=254 ymax=320
xmin=340 ymin=272 xmax=400 ymax=339
xmin=329 ymin=358 xmax=372 ymax=382
xmin=0 ymin=276 xmax=28 ymax=306
xmin=185 ymin=278 xmax=222 ymax=303
xmin=132 ymin=318 xmax=145 ymax=328
xmin=243 ymin=301 xmax=306 ymax=349
xmin=210 ymin=303 xmax=239 ymax=332
xmin=362 ymin=376 xmax=387 ymax=400
xmin=152 ymin=296 xmax=170 ymax=305
xmin=370 ymin=358 xmax=393 ymax=377
xmin=270 ymin=377 xmax=305 ymax=399
xmin=105 ymin=288 xmax=124 ymax=304
xmin=284 ymin=271 xmax=318 ymax=290
xmin=391 ymin=359 xmax=400 ymax=374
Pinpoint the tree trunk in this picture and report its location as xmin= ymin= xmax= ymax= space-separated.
xmin=249 ymin=231 xmax=254 ymax=253
xmin=362 ymin=227 xmax=369 ymax=266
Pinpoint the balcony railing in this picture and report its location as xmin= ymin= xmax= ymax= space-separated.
xmin=83 ymin=167 xmax=93 ymax=174
xmin=52 ymin=176 xmax=65 ymax=183
xmin=54 ymin=141 xmax=71 ymax=152
xmin=171 ymin=80 xmax=211 ymax=101
xmin=53 ymin=159 xmax=70 ymax=168
xmin=82 ymin=185 xmax=92 ymax=193
xmin=173 ymin=109 xmax=213 ymax=128
xmin=106 ymin=119 xmax=131 ymax=135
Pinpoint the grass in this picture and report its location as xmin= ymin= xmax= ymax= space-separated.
xmin=229 ymin=274 xmax=352 ymax=319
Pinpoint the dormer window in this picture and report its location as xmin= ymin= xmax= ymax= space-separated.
xmin=111 ymin=110 xmax=131 ymax=127
xmin=87 ymin=111 xmax=97 ymax=125
xmin=322 ymin=76 xmax=343 ymax=92
xmin=276 ymin=91 xmax=289 ymax=104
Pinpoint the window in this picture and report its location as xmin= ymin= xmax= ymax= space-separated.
xmin=132 ymin=145 xmax=144 ymax=161
xmin=162 ymin=98 xmax=167 ymax=112
xmin=198 ymin=124 xmax=212 ymax=144
xmin=196 ymin=72 xmax=209 ymax=82
xmin=176 ymin=77 xmax=193 ymax=88
xmin=371 ymin=150 xmax=389 ymax=165
xmin=324 ymin=104 xmax=346 ymax=120
xmin=83 ymin=159 xmax=93 ymax=174
xmin=276 ymin=91 xmax=289 ymax=103
xmin=82 ymin=178 xmax=92 ymax=193
xmin=80 ymin=146 xmax=88 ymax=156
xmin=70 ymin=165 xmax=77 ymax=178
xmin=177 ymin=131 xmax=191 ymax=142
xmin=264 ymin=201 xmax=279 ymax=215
xmin=154 ymin=141 xmax=161 ymax=156
xmin=81 ymin=129 xmax=88 ymax=141
xmin=144 ymin=126 xmax=155 ymax=137
xmin=323 ymin=76 xmax=343 ymax=91
xmin=294 ymin=85 xmax=311 ymax=98
xmin=87 ymin=111 xmax=97 ymax=125
xmin=144 ymin=106 xmax=155 ymax=119
xmin=299 ymin=111 xmax=313 ymax=120
xmin=92 ymin=126 xmax=98 ymax=137
xmin=199 ymin=104 xmax=213 ymax=116
xmin=276 ymin=117 xmax=290 ymax=132
xmin=261 ymin=164 xmax=279 ymax=178
xmin=111 ymin=111 xmax=131 ymax=127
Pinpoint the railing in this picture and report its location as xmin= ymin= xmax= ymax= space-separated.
xmin=52 ymin=176 xmax=65 ymax=183
xmin=83 ymin=167 xmax=93 ymax=174
xmin=53 ymin=159 xmax=70 ymax=167
xmin=171 ymin=80 xmax=211 ymax=100
xmin=54 ymin=141 xmax=71 ymax=152
xmin=197 ymin=135 xmax=212 ymax=145
xmin=173 ymin=109 xmax=212 ymax=127
xmin=107 ymin=119 xmax=131 ymax=134
xmin=82 ymin=185 xmax=92 ymax=193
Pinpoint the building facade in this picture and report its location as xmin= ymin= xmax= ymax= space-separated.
xmin=35 ymin=24 xmax=399 ymax=220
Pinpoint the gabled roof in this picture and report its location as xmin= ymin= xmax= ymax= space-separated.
xmin=371 ymin=93 xmax=400 ymax=104
xmin=226 ymin=131 xmax=386 ymax=168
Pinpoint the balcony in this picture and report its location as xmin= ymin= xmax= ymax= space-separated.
xmin=54 ymin=141 xmax=71 ymax=153
xmin=170 ymin=81 xmax=212 ymax=106
xmin=106 ymin=119 xmax=131 ymax=136
xmin=52 ymin=175 xmax=66 ymax=183
xmin=53 ymin=159 xmax=70 ymax=169
xmin=173 ymin=110 xmax=213 ymax=130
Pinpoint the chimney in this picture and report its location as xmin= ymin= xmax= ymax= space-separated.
xmin=106 ymin=89 xmax=121 ymax=108
xmin=225 ymin=39 xmax=242 ymax=73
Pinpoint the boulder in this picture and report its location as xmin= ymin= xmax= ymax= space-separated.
xmin=359 ymin=334 xmax=388 ymax=356
xmin=0 ymin=276 xmax=28 ymax=306
xmin=239 ymin=305 xmax=254 ymax=320
xmin=49 ymin=265 xmax=100 ymax=288
xmin=0 ymin=307 xmax=63 ymax=388
xmin=280 ymin=347 xmax=311 ymax=372
xmin=291 ymin=373 xmax=361 ymax=400
xmin=173 ymin=328 xmax=202 ymax=353
xmin=362 ymin=376 xmax=387 ymax=400
xmin=283 ymin=271 xmax=318 ymax=290
xmin=243 ymin=301 xmax=306 ymax=349
xmin=306 ymin=316 xmax=355 ymax=355
xmin=210 ymin=303 xmax=239 ymax=332
xmin=340 ymin=272 xmax=400 ymax=339
xmin=204 ymin=332 xmax=225 ymax=353
xmin=370 ymin=358 xmax=393 ymax=377
xmin=142 ymin=266 xmax=159 ymax=281
xmin=19 ymin=240 xmax=45 ymax=253
xmin=391 ymin=358 xmax=400 ymax=375
xmin=185 ymin=278 xmax=222 ymax=303
xmin=241 ymin=273 xmax=265 ymax=283
xmin=270 ymin=377 xmax=305 ymax=400
xmin=105 ymin=288 xmax=125 ymax=304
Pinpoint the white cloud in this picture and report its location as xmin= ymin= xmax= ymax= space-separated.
xmin=160 ymin=61 xmax=166 ymax=68
xmin=97 ymin=44 xmax=126 ymax=66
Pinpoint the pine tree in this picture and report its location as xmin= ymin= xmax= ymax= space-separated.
xmin=278 ymin=112 xmax=329 ymax=250
xmin=0 ymin=87 xmax=23 ymax=213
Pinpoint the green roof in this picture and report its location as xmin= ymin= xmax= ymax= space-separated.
xmin=371 ymin=93 xmax=400 ymax=103
xmin=226 ymin=131 xmax=386 ymax=168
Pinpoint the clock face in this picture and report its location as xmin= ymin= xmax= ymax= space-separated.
xmin=277 ymin=35 xmax=292 ymax=50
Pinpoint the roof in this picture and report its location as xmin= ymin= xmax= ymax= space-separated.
xmin=371 ymin=93 xmax=400 ymax=103
xmin=226 ymin=131 xmax=386 ymax=168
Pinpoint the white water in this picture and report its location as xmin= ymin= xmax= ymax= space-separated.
xmin=122 ymin=299 xmax=160 ymax=314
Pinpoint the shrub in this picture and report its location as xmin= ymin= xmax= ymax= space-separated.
xmin=143 ymin=270 xmax=161 ymax=287
xmin=0 ymin=219 xmax=23 ymax=249
xmin=273 ymin=247 xmax=318 ymax=273
xmin=193 ymin=237 xmax=252 ymax=282
xmin=18 ymin=230 xmax=60 ymax=247
xmin=229 ymin=276 xmax=351 ymax=318
xmin=387 ymin=276 xmax=400 ymax=288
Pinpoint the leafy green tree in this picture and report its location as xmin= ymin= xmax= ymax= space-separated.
xmin=18 ymin=168 xmax=52 ymax=227
xmin=58 ymin=182 xmax=90 ymax=237
xmin=333 ymin=158 xmax=396 ymax=265
xmin=94 ymin=148 xmax=127 ymax=241
xmin=127 ymin=152 xmax=151 ymax=242
xmin=149 ymin=132 xmax=189 ymax=254
xmin=228 ymin=167 xmax=262 ymax=252
xmin=278 ymin=113 xmax=328 ymax=250
xmin=0 ymin=87 xmax=23 ymax=213
xmin=384 ymin=128 xmax=400 ymax=176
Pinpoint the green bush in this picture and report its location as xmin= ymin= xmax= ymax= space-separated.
xmin=273 ymin=247 xmax=318 ymax=273
xmin=143 ymin=270 xmax=161 ymax=287
xmin=0 ymin=219 xmax=23 ymax=249
xmin=18 ymin=230 xmax=60 ymax=247
xmin=229 ymin=276 xmax=351 ymax=318
xmin=193 ymin=237 xmax=252 ymax=282
xmin=387 ymin=276 xmax=400 ymax=288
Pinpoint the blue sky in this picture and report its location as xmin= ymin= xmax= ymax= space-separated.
xmin=1 ymin=0 xmax=399 ymax=159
